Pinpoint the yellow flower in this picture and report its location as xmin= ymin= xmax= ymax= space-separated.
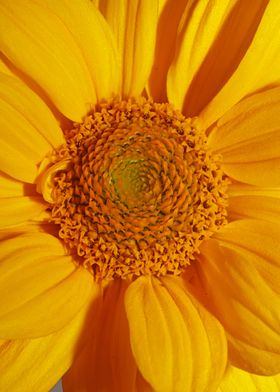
xmin=0 ymin=1 xmax=280 ymax=391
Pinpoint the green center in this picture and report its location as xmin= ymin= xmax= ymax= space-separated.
xmin=110 ymin=157 xmax=157 ymax=208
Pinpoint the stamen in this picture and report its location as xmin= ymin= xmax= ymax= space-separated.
xmin=41 ymin=98 xmax=228 ymax=281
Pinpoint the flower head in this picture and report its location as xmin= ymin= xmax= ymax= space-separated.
xmin=0 ymin=1 xmax=280 ymax=391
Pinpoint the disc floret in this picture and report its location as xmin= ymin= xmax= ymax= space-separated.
xmin=43 ymin=98 xmax=228 ymax=281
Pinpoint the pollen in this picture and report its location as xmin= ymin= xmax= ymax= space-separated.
xmin=41 ymin=98 xmax=228 ymax=281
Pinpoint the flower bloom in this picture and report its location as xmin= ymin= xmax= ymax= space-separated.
xmin=0 ymin=1 xmax=280 ymax=391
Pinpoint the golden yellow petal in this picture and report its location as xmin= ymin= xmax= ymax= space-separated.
xmin=125 ymin=275 xmax=227 ymax=392
xmin=228 ymin=336 xmax=280 ymax=377
xmin=0 ymin=1 xmax=95 ymax=121
xmin=0 ymin=233 xmax=93 ymax=338
xmin=0 ymin=57 xmax=13 ymax=75
xmin=147 ymin=0 xmax=187 ymax=101
xmin=208 ymin=86 xmax=280 ymax=151
xmin=201 ymin=0 xmax=280 ymax=127
xmin=162 ymin=276 xmax=228 ymax=392
xmin=228 ymin=194 xmax=280 ymax=224
xmin=38 ymin=0 xmax=121 ymax=102
xmin=101 ymin=0 xmax=158 ymax=97
xmin=0 ymin=72 xmax=65 ymax=183
xmin=126 ymin=275 xmax=190 ymax=392
xmin=208 ymin=86 xmax=280 ymax=186
xmin=0 ymin=291 xmax=100 ymax=392
xmin=63 ymin=280 xmax=138 ymax=392
xmin=0 ymin=171 xmax=25 ymax=197
xmin=94 ymin=280 xmax=137 ymax=391
xmin=0 ymin=224 xmax=36 ymax=241
xmin=223 ymin=158 xmax=280 ymax=188
xmin=198 ymin=219 xmax=280 ymax=375
xmin=0 ymin=144 xmax=37 ymax=185
xmin=0 ymin=104 xmax=49 ymax=182
xmin=228 ymin=182 xmax=280 ymax=199
xmin=218 ymin=366 xmax=280 ymax=392
xmin=0 ymin=73 xmax=64 ymax=149
xmin=228 ymin=183 xmax=280 ymax=223
xmin=168 ymin=0 xmax=237 ymax=112
xmin=0 ymin=196 xmax=47 ymax=228
xmin=0 ymin=220 xmax=56 ymax=244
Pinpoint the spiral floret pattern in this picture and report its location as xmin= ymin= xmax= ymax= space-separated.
xmin=47 ymin=98 xmax=228 ymax=281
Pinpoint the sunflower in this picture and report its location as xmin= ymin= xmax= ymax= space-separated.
xmin=0 ymin=0 xmax=280 ymax=391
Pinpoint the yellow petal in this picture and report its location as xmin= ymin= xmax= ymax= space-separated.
xmin=0 ymin=140 xmax=38 ymax=184
xmin=0 ymin=221 xmax=54 ymax=243
xmin=208 ymin=87 xmax=280 ymax=186
xmin=0 ymin=104 xmax=49 ymax=182
xmin=0 ymin=290 xmax=100 ymax=392
xmin=168 ymin=0 xmax=237 ymax=112
xmin=228 ymin=182 xmax=280 ymax=199
xmin=218 ymin=366 xmax=280 ymax=392
xmin=37 ymin=0 xmax=121 ymax=102
xmin=0 ymin=233 xmax=93 ymax=338
xmin=228 ymin=195 xmax=280 ymax=224
xmin=37 ymin=159 xmax=70 ymax=204
xmin=0 ymin=73 xmax=64 ymax=149
xmin=63 ymin=280 xmax=138 ymax=392
xmin=227 ymin=184 xmax=280 ymax=223
xmin=147 ymin=0 xmax=187 ymax=101
xmin=125 ymin=276 xmax=227 ymax=392
xmin=208 ymin=87 xmax=280 ymax=151
xmin=0 ymin=196 xmax=47 ymax=228
xmin=0 ymin=171 xmax=25 ymax=197
xmin=101 ymin=0 xmax=158 ymax=97
xmin=0 ymin=1 xmax=95 ymax=121
xmin=228 ymin=336 xmax=280 ymax=378
xmin=198 ymin=219 xmax=280 ymax=375
xmin=94 ymin=280 xmax=138 ymax=391
xmin=0 ymin=57 xmax=14 ymax=75
xmin=201 ymin=0 xmax=280 ymax=127
xmin=0 ymin=72 xmax=65 ymax=183
xmin=163 ymin=276 xmax=228 ymax=392
xmin=222 ymin=158 xmax=280 ymax=188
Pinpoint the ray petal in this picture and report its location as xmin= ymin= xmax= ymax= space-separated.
xmin=0 ymin=233 xmax=93 ymax=338
xmin=197 ymin=219 xmax=280 ymax=375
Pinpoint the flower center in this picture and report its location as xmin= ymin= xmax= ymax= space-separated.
xmin=40 ymin=98 xmax=228 ymax=282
